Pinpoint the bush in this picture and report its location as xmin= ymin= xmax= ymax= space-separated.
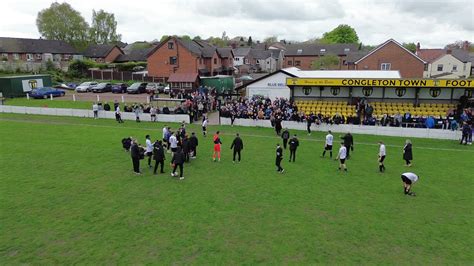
xmin=68 ymin=59 xmax=96 ymax=78
xmin=115 ymin=62 xmax=147 ymax=72
xmin=45 ymin=59 xmax=55 ymax=71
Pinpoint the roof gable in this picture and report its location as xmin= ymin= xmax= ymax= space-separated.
xmin=235 ymin=68 xmax=298 ymax=90
xmin=83 ymin=44 xmax=122 ymax=58
xmin=355 ymin=39 xmax=426 ymax=64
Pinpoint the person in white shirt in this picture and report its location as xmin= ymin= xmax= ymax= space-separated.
xmin=162 ymin=125 xmax=168 ymax=141
xmin=145 ymin=135 xmax=154 ymax=168
xmin=150 ymin=106 xmax=157 ymax=122
xmin=202 ymin=117 xmax=208 ymax=137
xmin=92 ymin=103 xmax=99 ymax=119
xmin=401 ymin=172 xmax=419 ymax=196
xmin=169 ymin=132 xmax=178 ymax=154
xmin=322 ymin=130 xmax=334 ymax=158
xmin=115 ymin=106 xmax=123 ymax=123
xmin=336 ymin=142 xmax=347 ymax=172
xmin=378 ymin=141 xmax=386 ymax=173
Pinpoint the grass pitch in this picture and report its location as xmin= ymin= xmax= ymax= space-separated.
xmin=0 ymin=113 xmax=472 ymax=264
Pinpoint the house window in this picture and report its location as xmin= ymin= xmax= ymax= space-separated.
xmin=199 ymin=58 xmax=203 ymax=64
xmin=213 ymin=58 xmax=217 ymax=64
xmin=54 ymin=54 xmax=62 ymax=61
xmin=26 ymin=54 xmax=34 ymax=61
xmin=267 ymin=61 xmax=270 ymax=65
xmin=169 ymin=56 xmax=177 ymax=65
xmin=36 ymin=54 xmax=42 ymax=60
xmin=424 ymin=64 xmax=428 ymax=71
xmin=452 ymin=65 xmax=457 ymax=72
xmin=320 ymin=49 xmax=326 ymax=54
xmin=288 ymin=60 xmax=293 ymax=66
xmin=168 ymin=42 xmax=174 ymax=49
xmin=344 ymin=48 xmax=350 ymax=53
xmin=183 ymin=82 xmax=192 ymax=88
xmin=245 ymin=58 xmax=249 ymax=64
xmin=297 ymin=49 xmax=303 ymax=54
xmin=437 ymin=64 xmax=443 ymax=71
xmin=235 ymin=57 xmax=239 ymax=61
xmin=13 ymin=53 xmax=19 ymax=60
xmin=295 ymin=60 xmax=301 ymax=66
xmin=1 ymin=53 xmax=7 ymax=61
xmin=380 ymin=63 xmax=391 ymax=70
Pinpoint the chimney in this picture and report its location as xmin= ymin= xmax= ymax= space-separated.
xmin=463 ymin=41 xmax=469 ymax=51
xmin=416 ymin=42 xmax=420 ymax=52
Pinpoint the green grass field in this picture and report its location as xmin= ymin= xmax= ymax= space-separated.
xmin=0 ymin=113 xmax=472 ymax=264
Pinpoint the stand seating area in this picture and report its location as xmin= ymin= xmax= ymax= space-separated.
xmin=295 ymin=100 xmax=356 ymax=117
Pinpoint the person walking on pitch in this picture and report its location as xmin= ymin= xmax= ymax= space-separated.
xmin=336 ymin=142 xmax=347 ymax=172
xmin=378 ymin=141 xmax=386 ymax=172
xmin=322 ymin=130 xmax=333 ymax=158
xmin=230 ymin=133 xmax=244 ymax=163
xmin=288 ymin=134 xmax=299 ymax=162
xmin=281 ymin=128 xmax=290 ymax=149
xmin=341 ymin=132 xmax=353 ymax=159
xmin=401 ymin=172 xmax=419 ymax=196
xmin=153 ymin=140 xmax=166 ymax=174
xmin=212 ymin=131 xmax=222 ymax=162
xmin=202 ymin=117 xmax=208 ymax=137
xmin=171 ymin=147 xmax=185 ymax=180
xmin=275 ymin=143 xmax=284 ymax=173
xmin=189 ymin=132 xmax=198 ymax=158
xmin=403 ymin=139 xmax=413 ymax=166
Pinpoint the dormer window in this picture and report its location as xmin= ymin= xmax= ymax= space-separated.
xmin=320 ymin=49 xmax=326 ymax=54
xmin=296 ymin=49 xmax=302 ymax=54
xmin=344 ymin=48 xmax=350 ymax=53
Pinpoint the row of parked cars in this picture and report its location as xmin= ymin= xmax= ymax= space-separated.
xmin=75 ymin=82 xmax=170 ymax=94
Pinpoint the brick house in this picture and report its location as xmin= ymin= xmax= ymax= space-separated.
xmin=83 ymin=44 xmax=124 ymax=63
xmin=416 ymin=43 xmax=471 ymax=79
xmin=283 ymin=43 xmax=357 ymax=70
xmin=351 ymin=39 xmax=426 ymax=78
xmin=147 ymin=36 xmax=234 ymax=79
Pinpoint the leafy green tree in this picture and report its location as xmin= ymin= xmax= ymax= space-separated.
xmin=208 ymin=37 xmax=227 ymax=47
xmin=160 ymin=35 xmax=170 ymax=42
xmin=193 ymin=36 xmax=202 ymax=41
xmin=89 ymin=9 xmax=121 ymax=44
xmin=247 ymin=36 xmax=253 ymax=46
xmin=67 ymin=59 xmax=96 ymax=78
xmin=180 ymin=35 xmax=192 ymax=41
xmin=402 ymin=42 xmax=417 ymax=53
xmin=263 ymin=36 xmax=278 ymax=44
xmin=36 ymin=2 xmax=89 ymax=50
xmin=321 ymin=24 xmax=359 ymax=44
xmin=311 ymin=55 xmax=340 ymax=70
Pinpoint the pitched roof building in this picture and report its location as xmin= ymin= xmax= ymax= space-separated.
xmin=283 ymin=43 xmax=358 ymax=70
xmin=83 ymin=44 xmax=124 ymax=63
xmin=0 ymin=37 xmax=79 ymax=62
xmin=416 ymin=43 xmax=471 ymax=79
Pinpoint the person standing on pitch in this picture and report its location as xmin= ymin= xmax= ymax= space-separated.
xmin=275 ymin=143 xmax=284 ymax=173
xmin=281 ymin=128 xmax=290 ymax=149
xmin=322 ymin=130 xmax=333 ymax=158
xmin=130 ymin=139 xmax=141 ymax=175
xmin=171 ymin=147 xmax=185 ymax=180
xmin=403 ymin=139 xmax=413 ymax=167
xmin=341 ymin=132 xmax=353 ymax=159
xmin=169 ymin=132 xmax=178 ymax=155
xmin=336 ymin=142 xmax=347 ymax=172
xmin=145 ymin=135 xmax=154 ymax=168
xmin=189 ymin=132 xmax=198 ymax=158
xmin=306 ymin=114 xmax=313 ymax=136
xmin=378 ymin=141 xmax=386 ymax=172
xmin=230 ymin=133 xmax=243 ymax=163
xmin=212 ymin=131 xmax=222 ymax=162
xmin=182 ymin=135 xmax=190 ymax=162
xmin=401 ymin=172 xmax=419 ymax=196
xmin=153 ymin=140 xmax=165 ymax=174
xmin=202 ymin=117 xmax=208 ymax=137
xmin=288 ymin=134 xmax=299 ymax=162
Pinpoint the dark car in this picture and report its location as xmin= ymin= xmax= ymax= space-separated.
xmin=29 ymin=87 xmax=66 ymax=99
xmin=112 ymin=83 xmax=128 ymax=93
xmin=127 ymin=82 xmax=147 ymax=94
xmin=91 ymin=83 xmax=112 ymax=93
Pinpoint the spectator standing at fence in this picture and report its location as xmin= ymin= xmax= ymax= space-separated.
xmin=153 ymin=140 xmax=166 ymax=174
xmin=288 ymin=134 xmax=299 ymax=162
xmin=133 ymin=104 xmax=142 ymax=123
xmin=274 ymin=115 xmax=282 ymax=136
xmin=189 ymin=132 xmax=198 ymax=158
xmin=92 ymin=102 xmax=99 ymax=119
xmin=115 ymin=105 xmax=124 ymax=123
xmin=202 ymin=117 xmax=208 ymax=137
xmin=281 ymin=128 xmax=290 ymax=149
xmin=378 ymin=141 xmax=386 ymax=173
xmin=322 ymin=130 xmax=334 ymax=158
xmin=403 ymin=139 xmax=413 ymax=167
xmin=104 ymin=102 xmax=111 ymax=111
xmin=150 ymin=106 xmax=157 ymax=122
xmin=171 ymin=147 xmax=185 ymax=180
xmin=341 ymin=133 xmax=353 ymax=159
xmin=275 ymin=143 xmax=284 ymax=173
xmin=212 ymin=131 xmax=222 ymax=162
xmin=230 ymin=133 xmax=243 ymax=163
xmin=114 ymin=100 xmax=119 ymax=111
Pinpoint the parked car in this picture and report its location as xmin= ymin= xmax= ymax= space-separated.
xmin=91 ymin=83 xmax=112 ymax=93
xmin=163 ymin=85 xmax=170 ymax=94
xmin=75 ymin=82 xmax=97 ymax=93
xmin=54 ymin=83 xmax=76 ymax=90
xmin=29 ymin=87 xmax=66 ymax=99
xmin=146 ymin=83 xmax=159 ymax=93
xmin=127 ymin=82 xmax=147 ymax=94
xmin=112 ymin=83 xmax=128 ymax=93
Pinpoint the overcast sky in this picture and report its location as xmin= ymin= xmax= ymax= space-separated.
xmin=0 ymin=0 xmax=473 ymax=48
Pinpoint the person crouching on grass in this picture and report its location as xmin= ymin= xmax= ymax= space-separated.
xmin=213 ymin=131 xmax=222 ymax=162
xmin=378 ymin=141 xmax=386 ymax=173
xmin=401 ymin=172 xmax=419 ymax=196
xmin=335 ymin=142 xmax=347 ymax=172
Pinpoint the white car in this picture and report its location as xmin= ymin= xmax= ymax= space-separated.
xmin=75 ymin=82 xmax=97 ymax=93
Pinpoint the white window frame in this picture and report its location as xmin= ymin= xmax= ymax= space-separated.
xmin=437 ymin=64 xmax=443 ymax=71
xmin=380 ymin=63 xmax=391 ymax=70
xmin=320 ymin=48 xmax=326 ymax=54
xmin=297 ymin=49 xmax=303 ymax=54
xmin=26 ymin=53 xmax=34 ymax=61
xmin=13 ymin=53 xmax=19 ymax=60
xmin=36 ymin=54 xmax=42 ymax=60
xmin=244 ymin=58 xmax=249 ymax=64
xmin=452 ymin=65 xmax=457 ymax=72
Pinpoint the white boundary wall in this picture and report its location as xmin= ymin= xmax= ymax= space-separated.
xmin=0 ymin=105 xmax=190 ymax=123
xmin=220 ymin=117 xmax=462 ymax=140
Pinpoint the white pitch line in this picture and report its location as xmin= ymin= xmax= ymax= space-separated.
xmin=1 ymin=117 xmax=473 ymax=153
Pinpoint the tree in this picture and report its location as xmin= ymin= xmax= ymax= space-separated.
xmin=160 ymin=35 xmax=170 ymax=42
xmin=180 ymin=35 xmax=192 ymax=41
xmin=208 ymin=37 xmax=227 ymax=48
xmin=221 ymin=31 xmax=229 ymax=42
xmin=311 ymin=55 xmax=340 ymax=70
xmin=36 ymin=2 xmax=89 ymax=50
xmin=263 ymin=36 xmax=278 ymax=44
xmin=89 ymin=9 xmax=121 ymax=44
xmin=445 ymin=40 xmax=471 ymax=51
xmin=403 ymin=42 xmax=417 ymax=53
xmin=247 ymin=36 xmax=253 ymax=46
xmin=193 ymin=36 xmax=202 ymax=41
xmin=320 ymin=24 xmax=359 ymax=44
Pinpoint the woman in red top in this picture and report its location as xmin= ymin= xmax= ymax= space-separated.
xmin=213 ymin=131 xmax=222 ymax=162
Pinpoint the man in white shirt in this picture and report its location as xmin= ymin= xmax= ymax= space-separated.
xmin=378 ymin=141 xmax=386 ymax=173
xmin=322 ymin=130 xmax=334 ymax=158
xmin=202 ymin=117 xmax=208 ymax=137
xmin=162 ymin=125 xmax=168 ymax=141
xmin=92 ymin=103 xmax=99 ymax=119
xmin=169 ymin=132 xmax=178 ymax=154
xmin=401 ymin=172 xmax=419 ymax=196
xmin=145 ymin=135 xmax=154 ymax=168
xmin=336 ymin=142 xmax=347 ymax=172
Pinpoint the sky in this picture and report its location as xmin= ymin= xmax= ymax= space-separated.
xmin=0 ymin=0 xmax=473 ymax=48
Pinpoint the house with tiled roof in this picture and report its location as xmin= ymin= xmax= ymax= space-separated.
xmin=83 ymin=44 xmax=124 ymax=63
xmin=416 ymin=43 xmax=471 ymax=79
xmin=283 ymin=43 xmax=357 ymax=70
